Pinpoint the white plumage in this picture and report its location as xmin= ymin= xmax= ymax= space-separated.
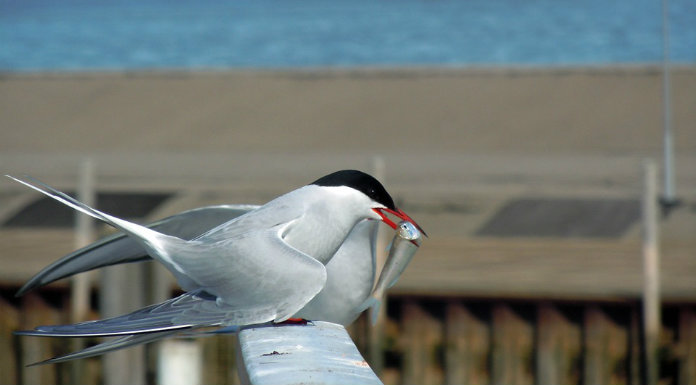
xmin=7 ymin=170 xmax=423 ymax=364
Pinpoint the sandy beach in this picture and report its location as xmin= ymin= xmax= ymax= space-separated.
xmin=1 ymin=66 xmax=695 ymax=193
xmin=2 ymin=66 xmax=695 ymax=154
xmin=1 ymin=66 xmax=695 ymax=298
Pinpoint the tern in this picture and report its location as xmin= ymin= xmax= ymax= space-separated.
xmin=8 ymin=170 xmax=424 ymax=364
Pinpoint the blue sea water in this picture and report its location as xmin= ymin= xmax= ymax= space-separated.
xmin=0 ymin=0 xmax=694 ymax=71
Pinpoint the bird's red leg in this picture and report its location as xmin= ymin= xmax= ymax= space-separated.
xmin=276 ymin=318 xmax=308 ymax=325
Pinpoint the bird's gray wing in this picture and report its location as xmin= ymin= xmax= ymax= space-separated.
xmin=30 ymin=321 xmax=249 ymax=365
xmin=16 ymin=290 xmax=224 ymax=337
xmin=16 ymin=205 xmax=259 ymax=296
xmin=169 ymin=221 xmax=328 ymax=324
xmin=18 ymin=224 xmax=328 ymax=332
xmin=10 ymin=175 xmax=327 ymax=325
xmin=6 ymin=175 xmax=190 ymax=273
xmin=28 ymin=329 xmax=182 ymax=366
xmin=7 ymin=176 xmax=236 ymax=293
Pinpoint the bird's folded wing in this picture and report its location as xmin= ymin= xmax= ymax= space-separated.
xmin=18 ymin=226 xmax=327 ymax=334
xmin=16 ymin=205 xmax=259 ymax=296
xmin=16 ymin=290 xmax=225 ymax=337
xmin=170 ymin=223 xmax=328 ymax=324
xmin=29 ymin=330 xmax=182 ymax=366
xmin=11 ymin=175 xmax=327 ymax=326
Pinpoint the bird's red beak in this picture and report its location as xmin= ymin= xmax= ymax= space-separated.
xmin=373 ymin=207 xmax=427 ymax=238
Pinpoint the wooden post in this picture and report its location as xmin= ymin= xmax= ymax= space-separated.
xmin=536 ymin=303 xmax=581 ymax=385
xmin=71 ymin=158 xmax=96 ymax=383
xmin=583 ymin=306 xmax=629 ymax=385
xmin=642 ymin=160 xmax=661 ymax=385
xmin=100 ymin=263 xmax=147 ymax=385
xmin=20 ymin=293 xmax=60 ymax=385
xmin=402 ymin=300 xmax=443 ymax=385
xmin=72 ymin=158 xmax=96 ymax=323
xmin=445 ymin=301 xmax=490 ymax=385
xmin=629 ymin=306 xmax=643 ymax=385
xmin=0 ymin=296 xmax=19 ymax=385
xmin=679 ymin=307 xmax=696 ymax=385
xmin=201 ymin=334 xmax=240 ymax=385
xmin=147 ymin=255 xmax=178 ymax=383
xmin=158 ymin=339 xmax=203 ymax=385
xmin=491 ymin=304 xmax=533 ymax=385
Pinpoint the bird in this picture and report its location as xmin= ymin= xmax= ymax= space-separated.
xmin=8 ymin=170 xmax=424 ymax=364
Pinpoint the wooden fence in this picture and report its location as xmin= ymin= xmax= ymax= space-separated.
xmin=1 ymin=288 xmax=695 ymax=385
xmin=349 ymin=297 xmax=696 ymax=385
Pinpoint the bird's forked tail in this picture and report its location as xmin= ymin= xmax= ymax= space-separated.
xmin=6 ymin=175 xmax=178 ymax=260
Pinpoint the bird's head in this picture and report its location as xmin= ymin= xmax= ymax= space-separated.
xmin=311 ymin=170 xmax=427 ymax=237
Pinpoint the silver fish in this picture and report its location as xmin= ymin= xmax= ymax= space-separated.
xmin=359 ymin=221 xmax=422 ymax=324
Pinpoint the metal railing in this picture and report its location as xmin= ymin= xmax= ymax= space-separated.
xmin=237 ymin=322 xmax=383 ymax=385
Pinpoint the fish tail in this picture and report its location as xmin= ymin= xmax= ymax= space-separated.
xmin=369 ymin=298 xmax=382 ymax=325
xmin=357 ymin=296 xmax=382 ymax=325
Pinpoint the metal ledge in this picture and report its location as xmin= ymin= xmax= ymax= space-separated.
xmin=236 ymin=321 xmax=383 ymax=385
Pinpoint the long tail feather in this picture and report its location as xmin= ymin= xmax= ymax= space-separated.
xmin=6 ymin=175 xmax=162 ymax=242
xmin=15 ymin=204 xmax=259 ymax=297
xmin=29 ymin=330 xmax=180 ymax=366
xmin=6 ymin=175 xmax=189 ymax=273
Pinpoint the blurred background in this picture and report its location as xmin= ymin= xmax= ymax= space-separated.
xmin=1 ymin=0 xmax=695 ymax=384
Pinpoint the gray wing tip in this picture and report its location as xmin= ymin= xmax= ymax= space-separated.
xmin=24 ymin=329 xmax=185 ymax=365
xmin=15 ymin=325 xmax=192 ymax=338
xmin=26 ymin=355 xmax=69 ymax=367
xmin=13 ymin=329 xmax=73 ymax=338
xmin=15 ymin=280 xmax=40 ymax=297
xmin=6 ymin=174 xmax=34 ymax=185
xmin=13 ymin=329 xmax=82 ymax=339
xmin=26 ymin=358 xmax=54 ymax=367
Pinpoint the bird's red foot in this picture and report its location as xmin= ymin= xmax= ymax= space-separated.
xmin=276 ymin=318 xmax=308 ymax=325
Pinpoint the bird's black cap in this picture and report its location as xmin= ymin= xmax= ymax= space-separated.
xmin=311 ymin=170 xmax=396 ymax=210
